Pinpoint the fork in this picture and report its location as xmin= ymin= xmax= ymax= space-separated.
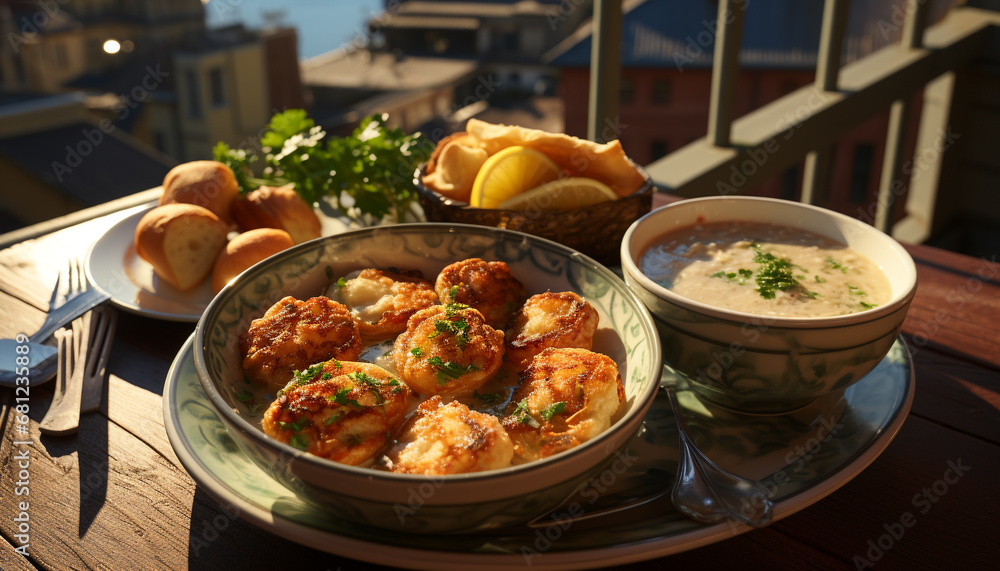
xmin=80 ymin=306 xmax=116 ymax=414
xmin=29 ymin=258 xmax=110 ymax=344
xmin=39 ymin=315 xmax=85 ymax=436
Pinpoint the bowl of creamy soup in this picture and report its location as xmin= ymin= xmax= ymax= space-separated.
xmin=621 ymin=196 xmax=917 ymax=413
xmin=194 ymin=223 xmax=661 ymax=532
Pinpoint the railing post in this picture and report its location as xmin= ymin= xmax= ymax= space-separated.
xmin=875 ymin=0 xmax=928 ymax=232
xmin=707 ymin=0 xmax=746 ymax=148
xmin=801 ymin=0 xmax=850 ymax=205
xmin=587 ymin=0 xmax=622 ymax=143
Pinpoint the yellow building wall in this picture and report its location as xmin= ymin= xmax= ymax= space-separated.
xmin=174 ymin=42 xmax=269 ymax=160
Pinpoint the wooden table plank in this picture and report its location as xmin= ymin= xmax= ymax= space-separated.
xmin=765 ymin=415 xmax=1000 ymax=569
xmin=901 ymin=245 xmax=1000 ymax=370
xmin=0 ymin=539 xmax=38 ymax=571
xmin=905 ymin=339 xmax=1000 ymax=445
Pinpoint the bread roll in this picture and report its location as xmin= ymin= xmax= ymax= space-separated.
xmin=160 ymin=161 xmax=239 ymax=223
xmin=135 ymin=204 xmax=229 ymax=290
xmin=230 ymin=185 xmax=321 ymax=244
xmin=421 ymin=133 xmax=488 ymax=202
xmin=211 ymin=228 xmax=294 ymax=293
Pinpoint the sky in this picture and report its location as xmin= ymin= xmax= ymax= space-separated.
xmin=204 ymin=0 xmax=384 ymax=60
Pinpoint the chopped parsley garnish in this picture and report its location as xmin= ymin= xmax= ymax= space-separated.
xmin=410 ymin=347 xmax=423 ymax=357
xmin=448 ymin=285 xmax=460 ymax=300
xmin=815 ymin=275 xmax=826 ymax=283
xmin=444 ymin=301 xmax=468 ymax=315
xmin=335 ymin=276 xmax=347 ymax=288
xmin=329 ymin=387 xmax=362 ymax=408
xmin=387 ymin=378 xmax=404 ymax=394
xmin=428 ymin=316 xmax=471 ymax=346
xmin=711 ymin=268 xmax=753 ymax=285
xmin=289 ymin=433 xmax=309 ymax=451
xmin=325 ymin=410 xmax=346 ymax=425
xmin=278 ymin=417 xmax=311 ymax=432
xmin=249 ymin=402 xmax=268 ymax=416
xmin=859 ymin=301 xmax=878 ymax=310
xmin=349 ymin=371 xmax=382 ymax=387
xmin=826 ymin=257 xmax=849 ymax=273
xmin=426 ymin=356 xmax=479 ymax=385
xmin=349 ymin=371 xmax=389 ymax=405
xmin=291 ymin=363 xmax=326 ymax=386
xmin=473 ymin=390 xmax=504 ymax=404
xmin=753 ymin=246 xmax=800 ymax=299
xmin=512 ymin=398 xmax=540 ymax=428
xmin=540 ymin=402 xmax=567 ymax=421
xmin=847 ymin=284 xmax=867 ymax=296
xmin=235 ymin=389 xmax=254 ymax=402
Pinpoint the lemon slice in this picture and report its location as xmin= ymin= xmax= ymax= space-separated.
xmin=470 ymin=146 xmax=561 ymax=208
xmin=497 ymin=177 xmax=617 ymax=211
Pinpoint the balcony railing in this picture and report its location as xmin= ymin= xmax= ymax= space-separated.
xmin=588 ymin=0 xmax=1000 ymax=244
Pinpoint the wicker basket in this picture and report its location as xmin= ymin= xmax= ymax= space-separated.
xmin=414 ymin=164 xmax=655 ymax=265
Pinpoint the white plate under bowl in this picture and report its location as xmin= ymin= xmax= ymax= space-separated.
xmin=164 ymin=333 xmax=914 ymax=569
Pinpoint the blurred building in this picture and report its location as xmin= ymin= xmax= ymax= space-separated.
xmin=0 ymin=0 xmax=307 ymax=230
xmin=303 ymin=0 xmax=589 ymax=135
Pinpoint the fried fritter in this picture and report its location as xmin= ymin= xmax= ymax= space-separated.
xmin=392 ymin=304 xmax=504 ymax=397
xmin=383 ymin=396 xmax=513 ymax=474
xmin=506 ymin=291 xmax=599 ymax=369
xmin=326 ymin=268 xmax=439 ymax=340
xmin=435 ymin=258 xmax=525 ymax=330
xmin=241 ymin=296 xmax=362 ymax=390
xmin=502 ymin=347 xmax=624 ymax=462
xmin=261 ymin=360 xmax=411 ymax=466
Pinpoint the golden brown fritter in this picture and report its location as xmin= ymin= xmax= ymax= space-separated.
xmin=502 ymin=347 xmax=624 ymax=462
xmin=241 ymin=296 xmax=363 ymax=390
xmin=392 ymin=304 xmax=504 ymax=397
xmin=261 ymin=360 xmax=412 ymax=466
xmin=506 ymin=291 xmax=599 ymax=369
xmin=326 ymin=268 xmax=439 ymax=340
xmin=435 ymin=258 xmax=525 ymax=330
xmin=383 ymin=396 xmax=513 ymax=474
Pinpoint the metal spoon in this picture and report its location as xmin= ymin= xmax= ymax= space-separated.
xmin=664 ymin=385 xmax=773 ymax=527
xmin=0 ymin=337 xmax=58 ymax=387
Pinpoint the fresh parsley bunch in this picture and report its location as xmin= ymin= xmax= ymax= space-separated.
xmin=213 ymin=110 xmax=433 ymax=225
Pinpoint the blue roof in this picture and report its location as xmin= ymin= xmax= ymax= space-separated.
xmin=547 ymin=0 xmax=828 ymax=69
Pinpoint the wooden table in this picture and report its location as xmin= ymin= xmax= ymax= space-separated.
xmin=1 ymin=196 xmax=998 ymax=570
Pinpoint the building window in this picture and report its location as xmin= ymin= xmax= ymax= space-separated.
xmin=185 ymin=70 xmax=202 ymax=118
xmin=850 ymin=144 xmax=875 ymax=203
xmin=650 ymin=140 xmax=669 ymax=161
xmin=782 ymin=165 xmax=799 ymax=200
xmin=209 ymin=67 xmax=225 ymax=107
xmin=620 ymin=77 xmax=634 ymax=105
xmin=503 ymin=31 xmax=518 ymax=52
xmin=652 ymin=78 xmax=671 ymax=104
xmin=54 ymin=43 xmax=68 ymax=68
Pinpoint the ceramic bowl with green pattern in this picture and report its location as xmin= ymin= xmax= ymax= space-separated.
xmin=193 ymin=223 xmax=661 ymax=533
xmin=621 ymin=196 xmax=917 ymax=414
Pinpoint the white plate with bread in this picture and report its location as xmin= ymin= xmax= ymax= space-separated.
xmin=85 ymin=161 xmax=346 ymax=321
xmin=87 ymin=205 xmax=214 ymax=321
